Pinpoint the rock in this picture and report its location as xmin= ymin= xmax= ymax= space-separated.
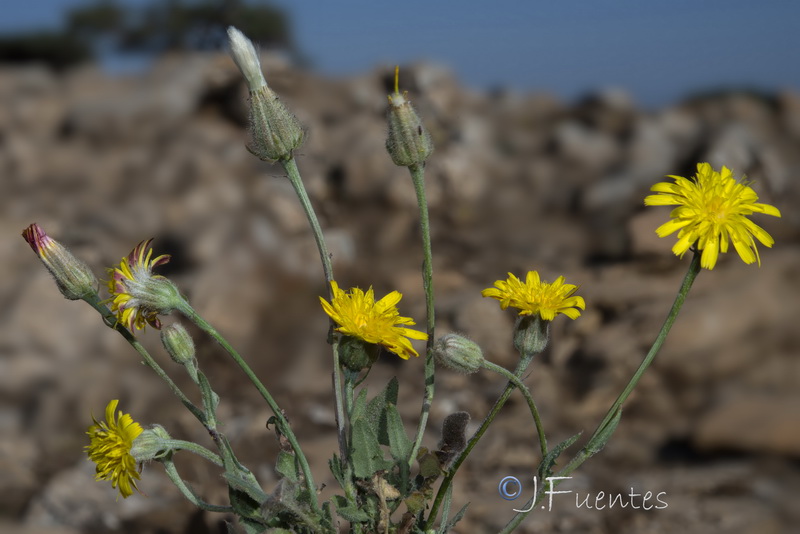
xmin=693 ymin=393 xmax=800 ymax=456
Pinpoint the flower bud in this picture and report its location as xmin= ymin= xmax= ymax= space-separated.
xmin=227 ymin=26 xmax=266 ymax=91
xmin=513 ymin=315 xmax=550 ymax=355
xmin=22 ymin=223 xmax=98 ymax=300
xmin=385 ymin=67 xmax=433 ymax=167
xmin=338 ymin=335 xmax=380 ymax=372
xmin=434 ymin=334 xmax=484 ymax=374
xmin=227 ymin=26 xmax=304 ymax=162
xmin=161 ymin=323 xmax=198 ymax=380
xmin=131 ymin=425 xmax=173 ymax=462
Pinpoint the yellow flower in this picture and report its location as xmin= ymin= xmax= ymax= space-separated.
xmin=320 ymin=281 xmax=427 ymax=360
xmin=107 ymin=239 xmax=171 ymax=331
xmin=482 ymin=271 xmax=585 ymax=320
xmin=86 ymin=399 xmax=144 ymax=499
xmin=645 ymin=163 xmax=781 ymax=270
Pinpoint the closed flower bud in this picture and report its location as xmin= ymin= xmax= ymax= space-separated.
xmin=227 ymin=26 xmax=304 ymax=162
xmin=161 ymin=324 xmax=198 ymax=379
xmin=513 ymin=315 xmax=550 ymax=355
xmin=130 ymin=425 xmax=173 ymax=462
xmin=22 ymin=223 xmax=98 ymax=300
xmin=434 ymin=334 xmax=485 ymax=374
xmin=385 ymin=67 xmax=433 ymax=167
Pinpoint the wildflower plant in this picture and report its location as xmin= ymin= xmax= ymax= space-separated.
xmin=21 ymin=27 xmax=782 ymax=534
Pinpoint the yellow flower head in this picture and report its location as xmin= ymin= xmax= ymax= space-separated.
xmin=320 ymin=281 xmax=427 ymax=360
xmin=107 ymin=239 xmax=171 ymax=332
xmin=482 ymin=271 xmax=585 ymax=321
xmin=645 ymin=162 xmax=781 ymax=270
xmin=86 ymin=399 xmax=144 ymax=499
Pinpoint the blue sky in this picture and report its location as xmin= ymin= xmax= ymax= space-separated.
xmin=3 ymin=0 xmax=799 ymax=107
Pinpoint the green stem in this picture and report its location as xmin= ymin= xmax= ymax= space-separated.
xmin=162 ymin=459 xmax=234 ymax=513
xmin=340 ymin=370 xmax=358 ymax=501
xmin=83 ymin=293 xmax=205 ymax=424
xmin=282 ymin=157 xmax=348 ymax=463
xmin=426 ymin=352 xmax=535 ymax=530
xmin=164 ymin=439 xmax=224 ymax=466
xmin=588 ymin=251 xmax=701 ymax=446
xmin=281 ymin=158 xmax=335 ymax=284
xmin=177 ymin=299 xmax=319 ymax=512
xmin=481 ymin=361 xmax=547 ymax=458
xmin=499 ymin=252 xmax=702 ymax=532
xmin=407 ymin=163 xmax=436 ymax=467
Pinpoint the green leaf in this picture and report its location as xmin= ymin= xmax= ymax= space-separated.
xmin=365 ymin=377 xmax=399 ymax=425
xmin=197 ymin=372 xmax=219 ymax=426
xmin=275 ymin=451 xmax=299 ymax=483
xmin=224 ymin=469 xmax=268 ymax=503
xmin=437 ymin=481 xmax=455 ymax=534
xmin=351 ymin=387 xmax=370 ymax=422
xmin=586 ymin=408 xmax=622 ymax=455
xmin=351 ymin=417 xmax=392 ymax=479
xmin=441 ymin=502 xmax=469 ymax=534
xmin=384 ymin=404 xmax=412 ymax=462
xmin=329 ymin=454 xmax=345 ymax=487
xmin=538 ymin=432 xmax=582 ymax=480
xmin=336 ymin=504 xmax=370 ymax=523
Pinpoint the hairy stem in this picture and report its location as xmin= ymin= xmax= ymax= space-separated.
xmin=407 ymin=163 xmax=436 ymax=467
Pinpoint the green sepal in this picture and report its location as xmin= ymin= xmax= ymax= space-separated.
xmin=276 ymin=450 xmax=300 ymax=484
xmin=585 ymin=408 xmax=622 ymax=455
xmin=537 ymin=432 xmax=582 ymax=480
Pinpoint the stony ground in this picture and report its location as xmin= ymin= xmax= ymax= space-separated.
xmin=1 ymin=52 xmax=799 ymax=534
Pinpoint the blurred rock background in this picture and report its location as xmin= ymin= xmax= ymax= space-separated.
xmin=1 ymin=2 xmax=799 ymax=534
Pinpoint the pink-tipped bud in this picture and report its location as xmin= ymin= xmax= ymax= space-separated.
xmin=22 ymin=223 xmax=98 ymax=300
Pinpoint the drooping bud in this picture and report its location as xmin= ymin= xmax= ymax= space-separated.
xmin=385 ymin=66 xmax=433 ymax=167
xmin=22 ymin=223 xmax=98 ymax=300
xmin=227 ymin=26 xmax=304 ymax=162
xmin=434 ymin=334 xmax=484 ymax=374
xmin=161 ymin=323 xmax=198 ymax=381
xmin=513 ymin=315 xmax=550 ymax=355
